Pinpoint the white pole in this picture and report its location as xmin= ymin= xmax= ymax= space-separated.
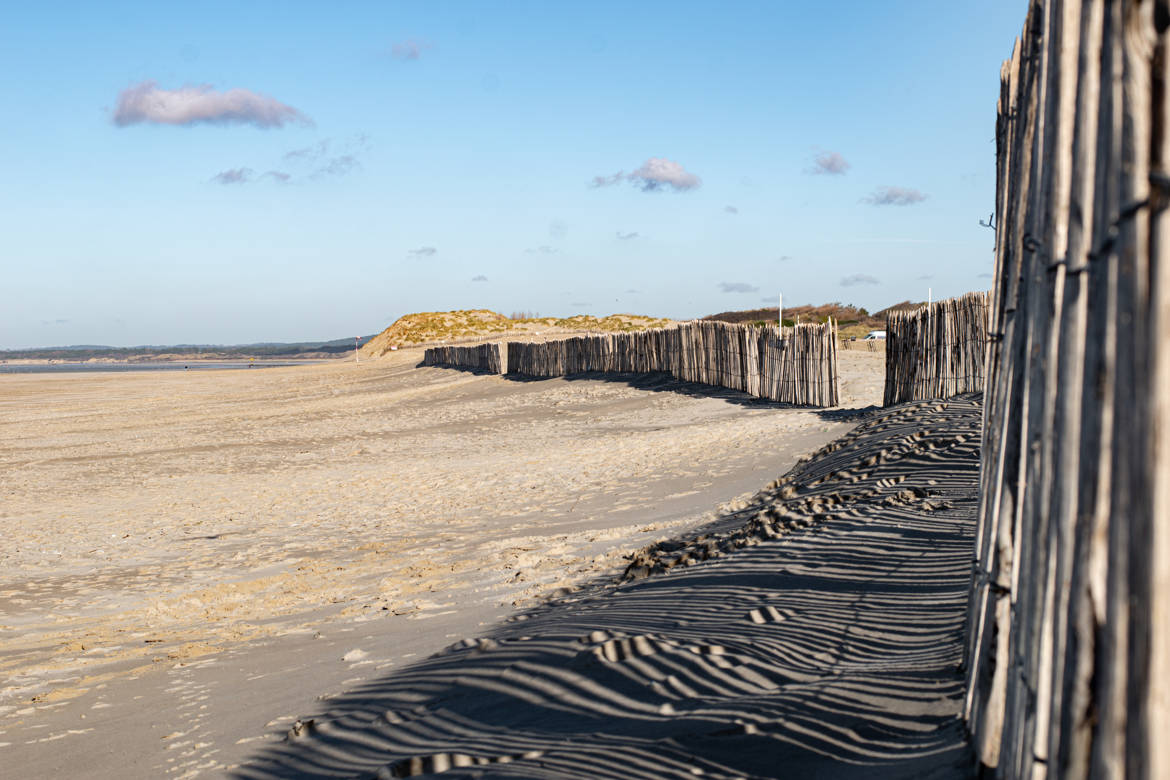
xmin=927 ymin=288 xmax=932 ymax=344
xmin=355 ymin=336 xmax=360 ymax=363
xmin=778 ymin=292 xmax=782 ymax=329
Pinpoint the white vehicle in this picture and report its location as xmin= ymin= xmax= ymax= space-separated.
xmin=864 ymin=330 xmax=887 ymax=340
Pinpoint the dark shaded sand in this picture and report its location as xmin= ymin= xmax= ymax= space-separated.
xmin=234 ymin=395 xmax=981 ymax=779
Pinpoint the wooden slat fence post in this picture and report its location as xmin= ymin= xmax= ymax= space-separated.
xmin=963 ymin=1 xmax=1168 ymax=777
xmin=432 ymin=320 xmax=840 ymax=408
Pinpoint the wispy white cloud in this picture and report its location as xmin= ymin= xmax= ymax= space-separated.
xmin=313 ymin=155 xmax=358 ymax=178
xmin=349 ymin=133 xmax=372 ymax=153
xmin=591 ymin=172 xmax=625 ymax=188
xmin=840 ymin=273 xmax=881 ymax=287
xmin=591 ymin=157 xmax=701 ymax=192
xmin=209 ymin=168 xmax=290 ymax=185
xmin=210 ymin=167 xmax=253 ymax=185
xmin=277 ymin=136 xmax=367 ymax=181
xmin=409 ymin=246 xmax=437 ymax=257
xmin=864 ymin=186 xmax=927 ymax=206
xmin=114 ymin=81 xmax=309 ymax=128
xmin=724 ymin=205 xmax=738 ymax=214
xmin=472 ymin=274 xmax=488 ymax=282
xmin=630 ymin=157 xmax=700 ymax=191
xmin=809 ymin=150 xmax=850 ymax=175
xmin=391 ymin=39 xmax=433 ymax=60
xmin=719 ymin=282 xmax=759 ymax=293
xmin=525 ymin=245 xmax=557 ymax=255
xmin=616 ymin=231 xmax=640 ymax=240
xmin=284 ymin=140 xmax=330 ymax=163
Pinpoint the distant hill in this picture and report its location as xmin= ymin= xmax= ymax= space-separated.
xmin=5 ymin=301 xmax=938 ymax=361
xmin=0 ymin=336 xmax=377 ymax=361
xmin=873 ymin=300 xmax=928 ymax=318
xmin=704 ymin=303 xmax=871 ymax=325
xmin=703 ymin=301 xmax=928 ymax=339
xmin=360 ymin=310 xmax=675 ymax=358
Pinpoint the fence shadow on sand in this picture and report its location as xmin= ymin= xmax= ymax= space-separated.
xmin=416 ymin=362 xmax=876 ymax=421
xmin=233 ymin=397 xmax=981 ymax=779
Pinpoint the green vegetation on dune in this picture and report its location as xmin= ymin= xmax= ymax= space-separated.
xmin=360 ymin=310 xmax=675 ymax=357
xmin=704 ymin=301 xmax=926 ymax=339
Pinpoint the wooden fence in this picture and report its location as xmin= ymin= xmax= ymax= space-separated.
xmin=504 ymin=329 xmax=681 ymax=377
xmin=754 ymin=321 xmax=839 ymax=406
xmin=501 ymin=320 xmax=839 ymax=407
xmin=422 ymin=343 xmax=504 ymax=374
xmin=883 ymin=291 xmax=989 ymax=405
xmin=505 ymin=320 xmax=838 ymax=407
xmin=840 ymin=338 xmax=884 ymax=352
xmin=964 ymin=1 xmax=1168 ymax=778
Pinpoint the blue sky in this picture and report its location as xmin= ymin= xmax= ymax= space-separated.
xmin=1 ymin=1 xmax=1025 ymax=348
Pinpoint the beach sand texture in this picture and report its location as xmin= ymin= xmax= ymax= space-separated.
xmin=2 ymin=348 xmax=887 ymax=776
xmin=237 ymin=394 xmax=982 ymax=778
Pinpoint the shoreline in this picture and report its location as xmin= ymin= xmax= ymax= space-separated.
xmin=0 ymin=357 xmax=335 ymax=372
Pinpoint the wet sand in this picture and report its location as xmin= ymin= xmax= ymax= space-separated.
xmin=1 ymin=348 xmax=886 ymax=777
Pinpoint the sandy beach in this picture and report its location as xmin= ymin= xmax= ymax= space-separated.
xmin=242 ymin=393 xmax=982 ymax=779
xmin=1 ymin=348 xmax=898 ymax=776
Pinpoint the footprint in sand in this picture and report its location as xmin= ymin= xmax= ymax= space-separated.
xmin=746 ymin=605 xmax=796 ymax=624
xmin=433 ymin=637 xmax=499 ymax=656
xmin=577 ymin=628 xmax=622 ymax=644
xmin=379 ymin=749 xmax=545 ymax=778
xmin=379 ymin=706 xmax=433 ymax=725
xmin=591 ymin=634 xmax=676 ymax=662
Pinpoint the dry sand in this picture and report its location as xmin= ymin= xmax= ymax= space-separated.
xmin=240 ymin=394 xmax=981 ymax=779
xmin=1 ymin=348 xmax=887 ymax=777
